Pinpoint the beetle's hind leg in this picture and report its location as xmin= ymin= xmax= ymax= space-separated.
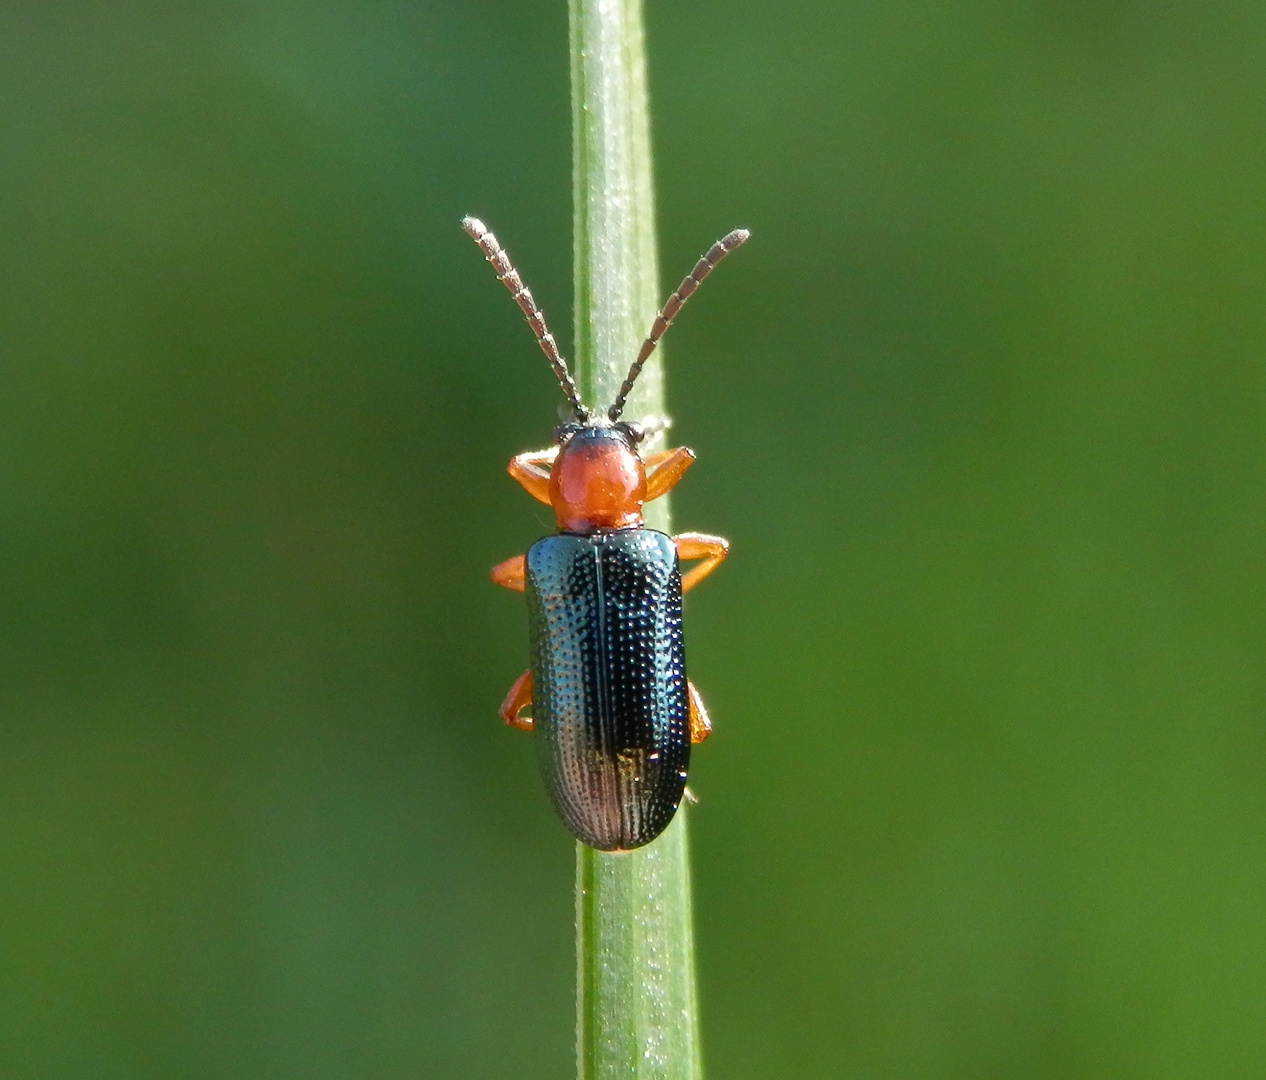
xmin=500 ymin=669 xmax=534 ymax=731
xmin=687 ymin=680 xmax=713 ymax=743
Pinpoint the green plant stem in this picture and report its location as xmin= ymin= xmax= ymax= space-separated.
xmin=571 ymin=2 xmax=703 ymax=1079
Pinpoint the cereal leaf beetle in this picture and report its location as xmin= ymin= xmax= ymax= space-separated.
xmin=463 ymin=216 xmax=748 ymax=850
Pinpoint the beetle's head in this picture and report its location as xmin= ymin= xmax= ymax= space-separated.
xmin=548 ymin=421 xmax=646 ymax=532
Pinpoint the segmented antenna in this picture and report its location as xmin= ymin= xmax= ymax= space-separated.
xmin=607 ymin=228 xmax=750 ymax=421
xmin=461 ymin=217 xmax=587 ymax=419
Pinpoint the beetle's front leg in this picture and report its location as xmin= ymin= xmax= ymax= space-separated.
xmin=500 ymin=669 xmax=533 ymax=731
xmin=507 ymin=447 xmax=557 ymax=505
xmin=490 ymin=553 xmax=526 ymax=592
xmin=645 ymin=446 xmax=695 ymax=501
xmin=674 ymin=532 xmax=729 ymax=593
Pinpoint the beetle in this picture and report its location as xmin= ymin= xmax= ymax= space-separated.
xmin=462 ymin=216 xmax=748 ymax=850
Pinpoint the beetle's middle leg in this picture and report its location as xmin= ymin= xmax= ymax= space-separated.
xmin=674 ymin=532 xmax=729 ymax=593
xmin=500 ymin=669 xmax=534 ymax=731
xmin=490 ymin=553 xmax=526 ymax=592
xmin=687 ymin=680 xmax=713 ymax=743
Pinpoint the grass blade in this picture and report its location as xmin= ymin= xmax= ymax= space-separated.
xmin=571 ymin=1 xmax=704 ymax=1078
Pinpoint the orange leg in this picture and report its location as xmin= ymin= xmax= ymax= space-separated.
xmin=507 ymin=447 xmax=557 ymax=505
xmin=645 ymin=446 xmax=696 ymax=501
xmin=675 ymin=532 xmax=729 ymax=593
xmin=499 ymin=669 xmax=534 ymax=731
xmin=687 ymin=680 xmax=713 ymax=743
xmin=491 ymin=553 xmax=526 ymax=592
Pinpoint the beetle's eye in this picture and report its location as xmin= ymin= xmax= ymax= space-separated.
xmin=553 ymin=422 xmax=581 ymax=444
xmin=613 ymin=421 xmax=645 ymax=445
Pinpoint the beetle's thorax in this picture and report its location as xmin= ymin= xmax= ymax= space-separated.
xmin=550 ymin=425 xmax=646 ymax=532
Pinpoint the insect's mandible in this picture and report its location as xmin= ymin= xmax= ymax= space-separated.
xmin=462 ymin=215 xmax=748 ymax=850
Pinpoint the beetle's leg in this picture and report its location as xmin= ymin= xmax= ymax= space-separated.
xmin=490 ymin=553 xmax=526 ymax=592
xmin=687 ymin=680 xmax=713 ymax=743
xmin=674 ymin=532 xmax=729 ymax=593
xmin=499 ymin=669 xmax=534 ymax=731
xmin=644 ymin=446 xmax=695 ymax=502
xmin=643 ymin=446 xmax=685 ymax=469
xmin=507 ymin=447 xmax=558 ymax=506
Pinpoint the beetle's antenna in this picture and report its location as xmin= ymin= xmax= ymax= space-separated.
xmin=607 ymin=228 xmax=750 ymax=421
xmin=462 ymin=217 xmax=588 ymax=420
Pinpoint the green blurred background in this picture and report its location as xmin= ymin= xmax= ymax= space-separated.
xmin=3 ymin=1 xmax=1265 ymax=1077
